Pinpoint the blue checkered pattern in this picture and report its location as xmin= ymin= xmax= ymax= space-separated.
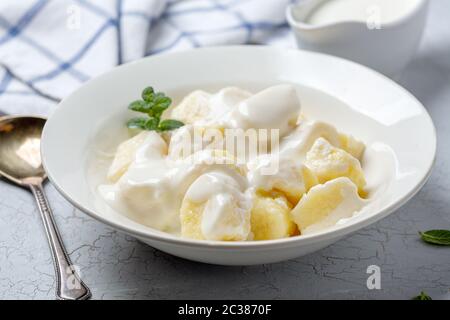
xmin=0 ymin=0 xmax=298 ymax=115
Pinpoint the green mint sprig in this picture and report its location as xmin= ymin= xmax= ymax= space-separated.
xmin=127 ymin=87 xmax=184 ymax=132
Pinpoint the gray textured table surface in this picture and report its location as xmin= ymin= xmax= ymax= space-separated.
xmin=1 ymin=1 xmax=449 ymax=300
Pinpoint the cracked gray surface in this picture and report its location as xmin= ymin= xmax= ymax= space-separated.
xmin=1 ymin=1 xmax=450 ymax=300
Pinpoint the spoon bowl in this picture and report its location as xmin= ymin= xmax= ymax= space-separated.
xmin=0 ymin=115 xmax=91 ymax=300
xmin=0 ymin=116 xmax=46 ymax=185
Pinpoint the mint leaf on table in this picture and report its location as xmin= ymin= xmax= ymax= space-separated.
xmin=419 ymin=230 xmax=450 ymax=246
xmin=127 ymin=86 xmax=183 ymax=132
xmin=413 ymin=291 xmax=432 ymax=300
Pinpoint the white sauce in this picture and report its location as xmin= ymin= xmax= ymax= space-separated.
xmin=307 ymin=0 xmax=422 ymax=25
xmin=226 ymin=85 xmax=301 ymax=137
xmin=185 ymin=172 xmax=251 ymax=241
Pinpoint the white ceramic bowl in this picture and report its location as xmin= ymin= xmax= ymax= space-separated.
xmin=41 ymin=46 xmax=436 ymax=265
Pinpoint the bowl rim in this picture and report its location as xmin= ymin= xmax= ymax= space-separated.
xmin=42 ymin=45 xmax=437 ymax=250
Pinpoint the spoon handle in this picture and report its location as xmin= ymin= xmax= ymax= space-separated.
xmin=30 ymin=183 xmax=91 ymax=300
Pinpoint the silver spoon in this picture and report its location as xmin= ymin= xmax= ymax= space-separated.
xmin=0 ymin=115 xmax=91 ymax=300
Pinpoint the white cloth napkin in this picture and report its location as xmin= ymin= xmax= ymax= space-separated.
xmin=0 ymin=0 xmax=297 ymax=116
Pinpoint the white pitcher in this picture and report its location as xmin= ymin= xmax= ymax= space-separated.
xmin=287 ymin=0 xmax=429 ymax=77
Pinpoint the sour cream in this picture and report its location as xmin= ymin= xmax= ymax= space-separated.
xmin=307 ymin=0 xmax=422 ymax=25
xmin=226 ymin=85 xmax=301 ymax=137
xmin=185 ymin=171 xmax=251 ymax=241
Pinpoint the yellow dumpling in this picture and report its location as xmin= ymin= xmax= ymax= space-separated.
xmin=107 ymin=131 xmax=167 ymax=182
xmin=170 ymin=90 xmax=211 ymax=124
xmin=270 ymin=165 xmax=318 ymax=205
xmin=249 ymin=158 xmax=318 ymax=206
xmin=290 ymin=177 xmax=366 ymax=234
xmin=338 ymin=133 xmax=365 ymax=160
xmin=305 ymin=137 xmax=366 ymax=194
xmin=179 ymin=171 xmax=250 ymax=241
xmin=251 ymin=194 xmax=297 ymax=240
xmin=180 ymin=196 xmax=250 ymax=241
xmin=179 ymin=199 xmax=206 ymax=240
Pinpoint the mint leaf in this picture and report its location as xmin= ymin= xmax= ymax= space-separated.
xmin=144 ymin=117 xmax=159 ymax=131
xmin=419 ymin=230 xmax=450 ymax=246
xmin=127 ymin=86 xmax=184 ymax=132
xmin=152 ymin=97 xmax=172 ymax=116
xmin=128 ymin=100 xmax=150 ymax=113
xmin=159 ymin=119 xmax=185 ymax=131
xmin=413 ymin=291 xmax=432 ymax=300
xmin=127 ymin=117 xmax=148 ymax=130
xmin=142 ymin=87 xmax=155 ymax=102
